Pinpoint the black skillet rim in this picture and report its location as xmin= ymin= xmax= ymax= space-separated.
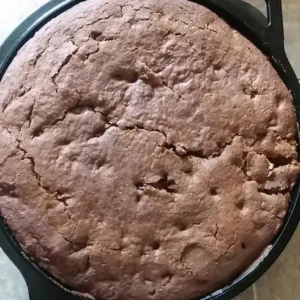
xmin=0 ymin=0 xmax=300 ymax=300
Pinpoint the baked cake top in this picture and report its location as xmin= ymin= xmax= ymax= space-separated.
xmin=0 ymin=0 xmax=299 ymax=300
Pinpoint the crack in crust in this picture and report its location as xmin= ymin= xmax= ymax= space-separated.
xmin=16 ymin=137 xmax=71 ymax=207
xmin=51 ymin=42 xmax=80 ymax=92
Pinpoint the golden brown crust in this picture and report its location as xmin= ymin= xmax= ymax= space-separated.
xmin=0 ymin=0 xmax=299 ymax=299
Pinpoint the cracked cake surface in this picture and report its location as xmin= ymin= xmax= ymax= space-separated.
xmin=0 ymin=0 xmax=299 ymax=299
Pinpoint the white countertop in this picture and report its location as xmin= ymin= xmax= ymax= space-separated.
xmin=0 ymin=248 xmax=29 ymax=300
xmin=0 ymin=1 xmax=48 ymax=43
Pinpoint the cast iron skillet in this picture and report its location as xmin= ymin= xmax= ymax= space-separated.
xmin=0 ymin=0 xmax=300 ymax=299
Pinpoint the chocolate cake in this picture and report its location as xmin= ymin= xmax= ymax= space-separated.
xmin=0 ymin=0 xmax=299 ymax=299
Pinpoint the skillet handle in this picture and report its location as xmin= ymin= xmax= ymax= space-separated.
xmin=23 ymin=268 xmax=84 ymax=300
xmin=266 ymin=0 xmax=284 ymax=50
xmin=200 ymin=0 xmax=285 ymax=54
